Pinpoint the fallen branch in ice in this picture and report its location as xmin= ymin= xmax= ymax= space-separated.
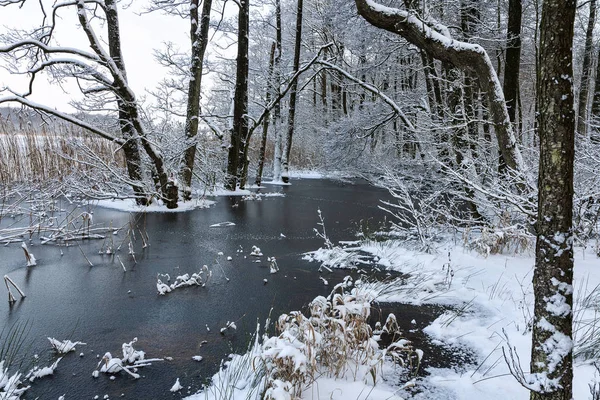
xmin=26 ymin=357 xmax=62 ymax=382
xmin=157 ymin=266 xmax=212 ymax=295
xmin=48 ymin=338 xmax=86 ymax=354
xmin=94 ymin=338 xmax=155 ymax=380
xmin=210 ymin=222 xmax=235 ymax=227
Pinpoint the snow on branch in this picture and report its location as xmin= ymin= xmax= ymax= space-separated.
xmin=0 ymin=95 xmax=124 ymax=144
xmin=0 ymin=40 xmax=101 ymax=62
xmin=246 ymin=42 xmax=334 ymax=137
xmin=315 ymin=59 xmax=416 ymax=132
xmin=355 ymin=0 xmax=526 ymax=178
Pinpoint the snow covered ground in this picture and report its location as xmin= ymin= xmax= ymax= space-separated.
xmin=189 ymin=240 xmax=600 ymax=400
xmin=94 ymin=198 xmax=215 ymax=212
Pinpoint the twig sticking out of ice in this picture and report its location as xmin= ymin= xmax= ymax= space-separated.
xmin=268 ymin=257 xmax=279 ymax=274
xmin=122 ymin=338 xmax=145 ymax=364
xmin=210 ymin=222 xmax=236 ymax=227
xmin=220 ymin=321 xmax=237 ymax=334
xmin=250 ymin=246 xmax=263 ymax=256
xmin=320 ymin=277 xmax=329 ymax=286
xmin=27 ymin=357 xmax=62 ymax=382
xmin=170 ymin=378 xmax=183 ymax=392
xmin=4 ymin=275 xmax=26 ymax=303
xmin=48 ymin=338 xmax=86 ymax=354
xmin=21 ymin=242 xmax=36 ymax=266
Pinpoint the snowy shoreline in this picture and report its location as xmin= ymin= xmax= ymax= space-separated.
xmin=187 ymin=241 xmax=600 ymax=400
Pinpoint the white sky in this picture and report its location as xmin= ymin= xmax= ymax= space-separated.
xmin=0 ymin=0 xmax=193 ymax=112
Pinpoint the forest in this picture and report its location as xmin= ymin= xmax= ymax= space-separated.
xmin=0 ymin=0 xmax=596 ymax=399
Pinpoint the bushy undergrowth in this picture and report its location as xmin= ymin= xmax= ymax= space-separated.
xmin=199 ymin=278 xmax=421 ymax=400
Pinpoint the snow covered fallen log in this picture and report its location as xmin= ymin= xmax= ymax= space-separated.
xmin=157 ymin=266 xmax=212 ymax=295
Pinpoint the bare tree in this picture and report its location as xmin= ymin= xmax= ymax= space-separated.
xmin=0 ymin=0 xmax=178 ymax=207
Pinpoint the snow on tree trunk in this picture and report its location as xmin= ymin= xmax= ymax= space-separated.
xmin=225 ymin=0 xmax=249 ymax=191
xmin=180 ymin=0 xmax=213 ymax=200
xmin=529 ymin=0 xmax=576 ymax=398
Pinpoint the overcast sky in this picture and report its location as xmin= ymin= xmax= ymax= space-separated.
xmin=0 ymin=0 xmax=194 ymax=112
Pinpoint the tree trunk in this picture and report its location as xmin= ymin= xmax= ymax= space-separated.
xmin=500 ymin=0 xmax=522 ymax=173
xmin=281 ymin=0 xmax=304 ymax=183
xmin=180 ymin=0 xmax=213 ymax=199
xmin=591 ymin=46 xmax=600 ymax=142
xmin=354 ymin=0 xmax=524 ymax=176
xmin=576 ymin=0 xmax=596 ymax=138
xmin=225 ymin=0 xmax=249 ymax=191
xmin=256 ymin=42 xmax=277 ymax=187
xmin=529 ymin=0 xmax=576 ymax=398
xmin=104 ymin=0 xmax=146 ymax=204
xmin=271 ymin=0 xmax=283 ymax=182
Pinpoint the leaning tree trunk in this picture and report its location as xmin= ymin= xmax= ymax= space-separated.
xmin=180 ymin=0 xmax=212 ymax=199
xmin=529 ymin=0 xmax=576 ymax=399
xmin=281 ymin=0 xmax=304 ymax=184
xmin=354 ymin=0 xmax=524 ymax=176
xmin=225 ymin=0 xmax=249 ymax=190
xmin=576 ymin=0 xmax=596 ymax=138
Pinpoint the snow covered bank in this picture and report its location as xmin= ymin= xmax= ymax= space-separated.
xmin=306 ymin=239 xmax=600 ymax=399
xmin=93 ymin=198 xmax=215 ymax=213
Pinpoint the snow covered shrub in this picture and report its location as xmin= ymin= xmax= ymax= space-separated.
xmin=254 ymin=278 xmax=420 ymax=398
xmin=377 ymin=171 xmax=449 ymax=253
xmin=466 ymin=223 xmax=533 ymax=256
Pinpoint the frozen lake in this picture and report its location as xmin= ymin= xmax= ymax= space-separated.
xmin=0 ymin=179 xmax=452 ymax=399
